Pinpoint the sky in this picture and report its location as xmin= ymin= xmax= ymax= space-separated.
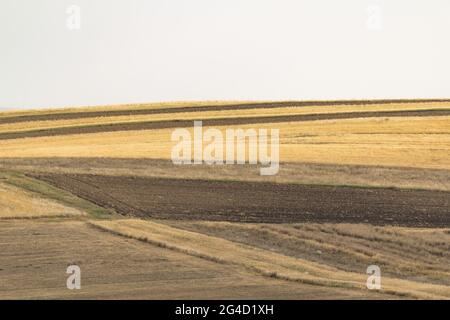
xmin=1 ymin=0 xmax=449 ymax=110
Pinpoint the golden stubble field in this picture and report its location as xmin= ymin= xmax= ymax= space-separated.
xmin=0 ymin=100 xmax=449 ymax=299
xmin=0 ymin=116 xmax=449 ymax=170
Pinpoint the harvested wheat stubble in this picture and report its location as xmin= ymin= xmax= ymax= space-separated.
xmin=1 ymin=109 xmax=450 ymax=140
xmin=0 ymin=181 xmax=84 ymax=219
xmin=30 ymin=173 xmax=450 ymax=227
xmin=1 ymin=115 xmax=449 ymax=170
xmin=1 ymin=99 xmax=449 ymax=124
xmin=164 ymin=220 xmax=450 ymax=286
xmin=89 ymin=219 xmax=450 ymax=299
xmin=2 ymin=219 xmax=369 ymax=299
xmin=2 ymin=103 xmax=449 ymax=135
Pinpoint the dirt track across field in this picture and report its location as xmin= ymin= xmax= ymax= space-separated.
xmin=1 ymin=108 xmax=450 ymax=140
xmin=2 ymin=99 xmax=449 ymax=124
xmin=31 ymin=173 xmax=450 ymax=227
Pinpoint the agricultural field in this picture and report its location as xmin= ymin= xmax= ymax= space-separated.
xmin=0 ymin=181 xmax=84 ymax=219
xmin=0 ymin=100 xmax=449 ymax=299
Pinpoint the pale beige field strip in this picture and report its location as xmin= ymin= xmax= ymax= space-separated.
xmin=89 ymin=219 xmax=450 ymax=299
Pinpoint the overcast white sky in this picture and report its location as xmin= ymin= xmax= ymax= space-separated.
xmin=1 ymin=0 xmax=449 ymax=110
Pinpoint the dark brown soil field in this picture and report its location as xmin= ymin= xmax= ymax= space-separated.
xmin=2 ymin=99 xmax=448 ymax=124
xmin=1 ymin=108 xmax=450 ymax=140
xmin=31 ymin=173 xmax=450 ymax=227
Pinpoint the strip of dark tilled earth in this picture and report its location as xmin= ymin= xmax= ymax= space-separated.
xmin=30 ymin=173 xmax=450 ymax=227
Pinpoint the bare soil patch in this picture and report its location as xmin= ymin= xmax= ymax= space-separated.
xmin=30 ymin=173 xmax=450 ymax=227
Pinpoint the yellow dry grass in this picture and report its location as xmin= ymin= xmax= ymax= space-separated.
xmin=0 ymin=181 xmax=85 ymax=219
xmin=1 ymin=116 xmax=449 ymax=170
xmin=89 ymin=219 xmax=450 ymax=299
